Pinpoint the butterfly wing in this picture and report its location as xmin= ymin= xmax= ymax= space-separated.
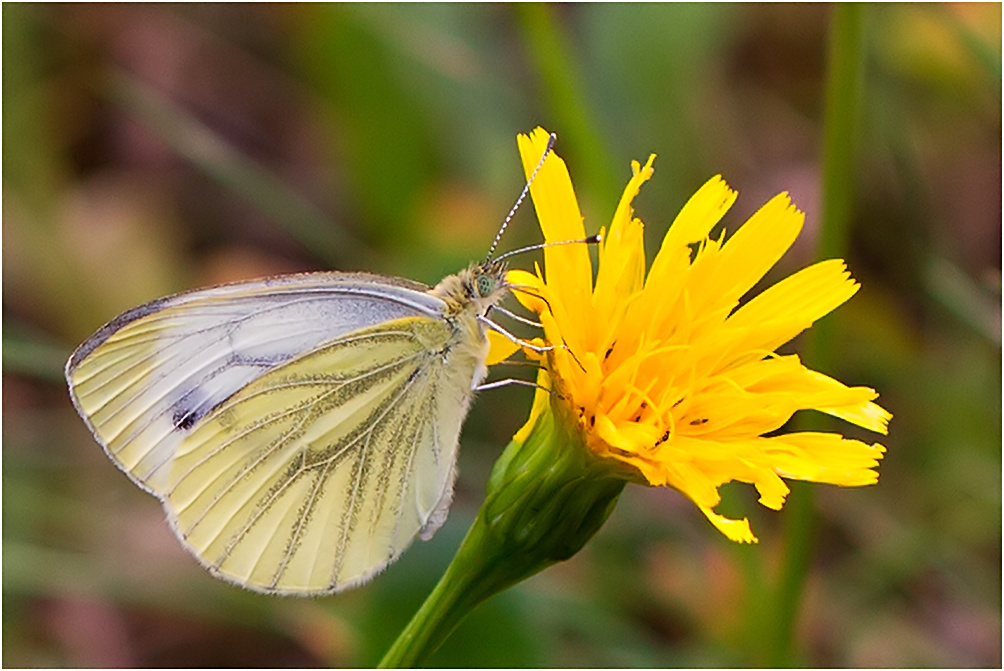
xmin=67 ymin=273 xmax=484 ymax=594
xmin=166 ymin=316 xmax=474 ymax=593
xmin=66 ymin=272 xmax=443 ymax=494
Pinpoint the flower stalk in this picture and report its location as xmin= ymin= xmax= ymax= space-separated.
xmin=759 ymin=5 xmax=869 ymax=666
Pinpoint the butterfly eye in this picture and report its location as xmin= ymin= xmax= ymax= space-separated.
xmin=476 ymin=273 xmax=495 ymax=298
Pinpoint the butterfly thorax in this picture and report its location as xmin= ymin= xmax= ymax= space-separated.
xmin=430 ymin=261 xmax=510 ymax=318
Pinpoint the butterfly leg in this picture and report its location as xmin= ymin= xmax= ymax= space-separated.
xmin=475 ymin=378 xmax=558 ymax=396
xmin=489 ymin=304 xmax=542 ymax=329
xmin=478 ymin=316 xmax=553 ymax=355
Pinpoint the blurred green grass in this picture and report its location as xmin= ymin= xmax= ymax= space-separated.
xmin=3 ymin=3 xmax=1000 ymax=667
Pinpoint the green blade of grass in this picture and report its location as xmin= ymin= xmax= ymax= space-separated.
xmin=103 ymin=71 xmax=366 ymax=267
xmin=762 ymin=4 xmax=868 ymax=666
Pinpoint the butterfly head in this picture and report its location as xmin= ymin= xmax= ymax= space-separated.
xmin=433 ymin=261 xmax=510 ymax=317
xmin=466 ymin=260 xmax=511 ymax=315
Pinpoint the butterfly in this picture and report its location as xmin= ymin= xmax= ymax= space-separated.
xmin=65 ymin=134 xmax=557 ymax=596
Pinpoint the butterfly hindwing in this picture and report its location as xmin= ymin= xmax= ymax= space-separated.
xmin=165 ymin=316 xmax=465 ymax=594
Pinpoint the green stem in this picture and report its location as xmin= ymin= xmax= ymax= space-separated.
xmin=514 ymin=3 xmax=620 ymax=211
xmin=376 ymin=522 xmax=505 ymax=668
xmin=817 ymin=3 xmax=866 ymax=263
xmin=762 ymin=4 xmax=867 ymax=666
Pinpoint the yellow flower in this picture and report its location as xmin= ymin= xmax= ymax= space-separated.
xmin=507 ymin=127 xmax=891 ymax=543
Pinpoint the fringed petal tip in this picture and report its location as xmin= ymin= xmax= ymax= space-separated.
xmin=866 ymin=402 xmax=893 ymax=435
xmin=517 ymin=127 xmax=552 ymax=159
xmin=700 ymin=505 xmax=759 ymax=543
xmin=665 ymin=175 xmax=739 ymax=247
xmin=824 ymin=398 xmax=893 ymax=435
xmin=754 ymin=470 xmax=790 ymax=510
xmin=631 ymin=154 xmax=657 ymax=179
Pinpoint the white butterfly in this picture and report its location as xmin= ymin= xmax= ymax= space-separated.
xmin=66 ymin=263 xmax=512 ymax=595
xmin=66 ymin=134 xmax=558 ymax=596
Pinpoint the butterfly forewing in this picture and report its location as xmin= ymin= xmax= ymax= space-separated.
xmin=67 ymin=273 xmax=443 ymax=494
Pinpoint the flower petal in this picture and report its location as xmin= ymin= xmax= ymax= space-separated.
xmin=518 ymin=128 xmax=594 ymax=354
xmin=724 ymin=258 xmax=860 ymax=354
xmin=698 ymin=505 xmax=758 ymax=543
xmin=761 ymin=432 xmax=886 ymax=486
xmin=506 ymin=268 xmax=547 ymax=313
xmin=517 ymin=129 xmax=591 ymax=297
xmin=659 ymin=175 xmax=737 ymax=251
xmin=486 ymin=330 xmax=522 ymax=365
xmin=594 ymin=155 xmax=656 ymax=313
xmin=594 ymin=218 xmax=646 ymax=333
xmin=513 ymin=370 xmax=552 ymax=444
xmin=685 ymin=192 xmax=804 ymax=323
xmin=824 ymin=400 xmax=893 ymax=435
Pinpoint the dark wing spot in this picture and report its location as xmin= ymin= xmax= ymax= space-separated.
xmin=173 ymin=406 xmax=200 ymax=430
xmin=171 ymin=387 xmax=214 ymax=431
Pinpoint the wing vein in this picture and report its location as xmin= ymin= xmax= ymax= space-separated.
xmin=186 ymin=351 xmax=430 ymax=576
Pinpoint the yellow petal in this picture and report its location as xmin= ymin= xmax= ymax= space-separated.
xmin=685 ymin=192 xmax=804 ymax=321
xmin=486 ymin=330 xmax=522 ymax=365
xmin=662 ymin=457 xmax=723 ymax=509
xmin=506 ymin=268 xmax=542 ymax=290
xmin=594 ymin=413 xmax=637 ymax=452
xmin=658 ymin=175 xmax=737 ymax=252
xmin=628 ymin=242 xmax=692 ymax=346
xmin=595 ymin=218 xmax=647 ymax=329
xmin=712 ymin=192 xmax=804 ymax=300
xmin=749 ymin=463 xmax=790 ymax=510
xmin=762 ymin=432 xmax=886 ymax=486
xmin=597 ymin=153 xmax=656 ymax=301
xmin=513 ymin=370 xmax=552 ymax=444
xmin=820 ymin=398 xmax=892 ymax=435
xmin=724 ymin=258 xmax=860 ymax=354
xmin=517 ymin=129 xmax=591 ymax=293
xmin=506 ymin=268 xmax=547 ymax=314
xmin=517 ymin=128 xmax=594 ymax=353
xmin=698 ymin=504 xmax=758 ymax=543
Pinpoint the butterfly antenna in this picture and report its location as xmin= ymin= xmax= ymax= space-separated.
xmin=491 ymin=233 xmax=602 ymax=265
xmin=485 ymin=132 xmax=557 ymax=263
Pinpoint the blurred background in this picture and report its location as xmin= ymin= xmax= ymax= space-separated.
xmin=3 ymin=3 xmax=1000 ymax=667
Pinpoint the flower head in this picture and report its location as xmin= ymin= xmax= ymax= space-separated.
xmin=508 ymin=127 xmax=890 ymax=543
